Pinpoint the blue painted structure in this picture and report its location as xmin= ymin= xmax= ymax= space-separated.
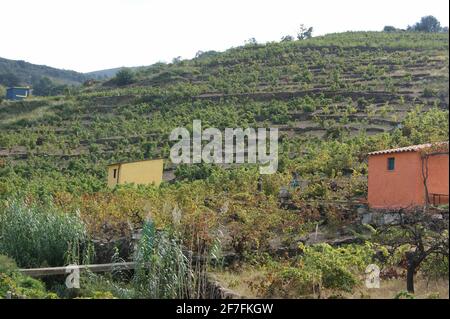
xmin=6 ymin=87 xmax=31 ymax=100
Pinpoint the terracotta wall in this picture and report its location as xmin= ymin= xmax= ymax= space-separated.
xmin=426 ymin=153 xmax=449 ymax=204
xmin=368 ymin=152 xmax=423 ymax=208
xmin=368 ymin=151 xmax=449 ymax=208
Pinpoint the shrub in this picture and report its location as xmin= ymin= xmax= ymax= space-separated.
xmin=299 ymin=243 xmax=371 ymax=292
xmin=254 ymin=243 xmax=375 ymax=298
xmin=383 ymin=26 xmax=398 ymax=32
xmin=422 ymin=87 xmax=436 ymax=98
xmin=0 ymin=254 xmax=17 ymax=274
xmin=262 ymin=265 xmax=322 ymax=298
xmin=394 ymin=291 xmax=415 ymax=299
xmin=302 ymin=103 xmax=316 ymax=113
xmin=0 ymin=254 xmax=57 ymax=299
xmin=420 ymin=252 xmax=449 ymax=282
xmin=408 ymin=16 xmax=442 ymax=33
xmin=401 ymin=107 xmax=449 ymax=144
xmin=114 ymin=68 xmax=135 ymax=86
xmin=174 ymin=163 xmax=219 ymax=181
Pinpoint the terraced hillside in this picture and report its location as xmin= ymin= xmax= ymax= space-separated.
xmin=0 ymin=31 xmax=448 ymax=195
xmin=0 ymin=31 xmax=449 ymax=300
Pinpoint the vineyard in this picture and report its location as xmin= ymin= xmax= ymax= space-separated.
xmin=0 ymin=31 xmax=449 ymax=299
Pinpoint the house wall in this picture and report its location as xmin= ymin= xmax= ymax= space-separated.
xmin=107 ymin=159 xmax=163 ymax=187
xmin=6 ymin=89 xmax=16 ymax=100
xmin=107 ymin=164 xmax=120 ymax=188
xmin=6 ymin=88 xmax=30 ymax=100
xmin=426 ymin=153 xmax=449 ymax=204
xmin=368 ymin=152 xmax=423 ymax=209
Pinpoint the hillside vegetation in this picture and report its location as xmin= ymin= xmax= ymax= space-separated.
xmin=0 ymin=31 xmax=448 ymax=299
xmin=0 ymin=31 xmax=448 ymax=195
xmin=0 ymin=57 xmax=86 ymax=86
xmin=85 ymin=66 xmax=145 ymax=80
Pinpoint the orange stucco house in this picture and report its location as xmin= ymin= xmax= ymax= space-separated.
xmin=368 ymin=142 xmax=449 ymax=209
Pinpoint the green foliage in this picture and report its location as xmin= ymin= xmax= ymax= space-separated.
xmin=0 ymin=254 xmax=17 ymax=274
xmin=76 ymin=271 xmax=133 ymax=299
xmin=254 ymin=243 xmax=375 ymax=298
xmin=265 ymin=264 xmax=322 ymax=298
xmin=419 ymin=252 xmax=449 ymax=282
xmin=0 ymin=72 xmax=20 ymax=86
xmin=0 ymin=199 xmax=87 ymax=268
xmin=401 ymin=107 xmax=449 ymax=144
xmin=422 ymin=87 xmax=436 ymax=98
xmin=132 ymin=221 xmax=192 ymax=298
xmin=394 ymin=291 xmax=415 ymax=299
xmin=281 ymin=35 xmax=294 ymax=42
xmin=297 ymin=24 xmax=313 ymax=40
xmin=408 ymin=16 xmax=443 ymax=33
xmin=0 ymin=254 xmax=57 ymax=299
xmin=0 ymin=31 xmax=448 ymax=299
xmin=0 ymin=57 xmax=86 ymax=86
xmin=296 ymin=140 xmax=358 ymax=177
xmin=383 ymin=26 xmax=398 ymax=32
xmin=32 ymin=76 xmax=70 ymax=96
xmin=299 ymin=243 xmax=374 ymax=292
xmin=114 ymin=68 xmax=135 ymax=86
xmin=174 ymin=163 xmax=220 ymax=181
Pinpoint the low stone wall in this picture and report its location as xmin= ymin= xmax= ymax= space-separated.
xmin=357 ymin=207 xmax=402 ymax=226
xmin=205 ymin=275 xmax=243 ymax=299
xmin=357 ymin=205 xmax=449 ymax=226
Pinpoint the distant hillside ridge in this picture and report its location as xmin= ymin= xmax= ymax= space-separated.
xmin=85 ymin=66 xmax=146 ymax=80
xmin=0 ymin=57 xmax=87 ymax=86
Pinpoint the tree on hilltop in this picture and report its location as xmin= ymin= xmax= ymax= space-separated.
xmin=297 ymin=24 xmax=313 ymax=40
xmin=114 ymin=68 xmax=135 ymax=86
xmin=408 ymin=15 xmax=443 ymax=33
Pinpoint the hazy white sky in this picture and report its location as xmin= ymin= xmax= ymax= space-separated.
xmin=1 ymin=0 xmax=448 ymax=73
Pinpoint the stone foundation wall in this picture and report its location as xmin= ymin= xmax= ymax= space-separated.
xmin=205 ymin=275 xmax=243 ymax=299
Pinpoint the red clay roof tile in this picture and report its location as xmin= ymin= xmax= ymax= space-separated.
xmin=368 ymin=142 xmax=449 ymax=156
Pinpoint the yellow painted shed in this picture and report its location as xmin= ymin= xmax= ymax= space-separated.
xmin=107 ymin=158 xmax=164 ymax=188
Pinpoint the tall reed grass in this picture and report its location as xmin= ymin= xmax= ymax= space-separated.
xmin=132 ymin=220 xmax=222 ymax=298
xmin=0 ymin=199 xmax=87 ymax=268
xmin=133 ymin=221 xmax=191 ymax=298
